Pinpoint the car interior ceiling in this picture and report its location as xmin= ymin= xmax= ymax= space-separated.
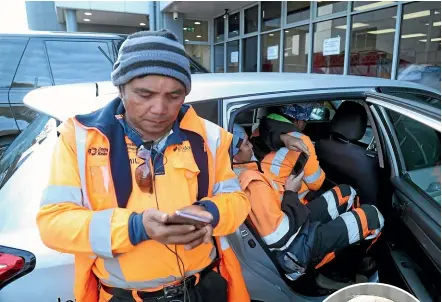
xmin=232 ymin=99 xmax=395 ymax=296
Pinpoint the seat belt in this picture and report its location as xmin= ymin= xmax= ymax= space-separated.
xmin=184 ymin=130 xmax=209 ymax=200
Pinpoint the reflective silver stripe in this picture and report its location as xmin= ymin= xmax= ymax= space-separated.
xmin=220 ymin=236 xmax=230 ymax=251
xmin=102 ymin=246 xmax=217 ymax=289
xmin=340 ymin=211 xmax=360 ymax=244
xmin=270 ymin=148 xmax=289 ymax=176
xmin=298 ymin=190 xmax=309 ymax=200
xmin=288 ymin=131 xmax=302 ymax=138
xmin=40 ymin=185 xmax=83 ymax=207
xmin=89 ymin=209 xmax=114 ymax=259
xmin=212 ymin=177 xmax=241 ymax=195
xmin=324 ymin=190 xmax=339 ymax=220
xmin=269 ymin=226 xmax=302 ymax=252
xmin=304 ymin=167 xmax=323 ymax=184
xmin=74 ymin=123 xmax=92 ymax=210
xmin=203 ymin=119 xmax=220 ymax=161
xmin=347 ymin=187 xmax=357 ymax=211
xmin=365 ymin=205 xmax=385 ymax=240
xmin=272 ymin=181 xmax=279 ymax=191
xmin=262 ymin=213 xmax=290 ymax=245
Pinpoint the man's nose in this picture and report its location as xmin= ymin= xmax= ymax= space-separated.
xmin=150 ymin=99 xmax=167 ymax=115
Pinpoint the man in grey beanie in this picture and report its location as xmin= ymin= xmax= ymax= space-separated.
xmin=37 ymin=29 xmax=250 ymax=302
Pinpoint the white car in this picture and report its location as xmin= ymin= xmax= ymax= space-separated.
xmin=0 ymin=73 xmax=440 ymax=302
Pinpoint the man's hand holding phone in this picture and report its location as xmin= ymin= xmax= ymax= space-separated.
xmin=142 ymin=206 xmax=213 ymax=251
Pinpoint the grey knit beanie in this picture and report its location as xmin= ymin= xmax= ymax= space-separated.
xmin=111 ymin=29 xmax=192 ymax=94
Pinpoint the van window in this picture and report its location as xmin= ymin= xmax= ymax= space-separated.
xmin=0 ymin=37 xmax=27 ymax=88
xmin=45 ymin=40 xmax=113 ymax=85
xmin=12 ymin=39 xmax=53 ymax=88
xmin=191 ymin=100 xmax=219 ymax=125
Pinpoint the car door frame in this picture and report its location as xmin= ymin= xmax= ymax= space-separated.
xmin=366 ymin=91 xmax=441 ymax=301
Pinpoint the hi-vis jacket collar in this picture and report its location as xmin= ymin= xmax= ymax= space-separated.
xmin=75 ymin=97 xmax=205 ymax=208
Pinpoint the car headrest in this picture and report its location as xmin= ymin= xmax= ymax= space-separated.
xmin=331 ymin=102 xmax=367 ymax=141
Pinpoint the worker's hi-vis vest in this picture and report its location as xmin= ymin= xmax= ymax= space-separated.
xmin=261 ymin=131 xmax=326 ymax=204
xmin=37 ymin=98 xmax=250 ymax=302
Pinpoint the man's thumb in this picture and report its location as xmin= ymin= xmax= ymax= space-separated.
xmin=147 ymin=209 xmax=168 ymax=223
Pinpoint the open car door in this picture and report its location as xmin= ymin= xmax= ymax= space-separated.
xmin=367 ymin=91 xmax=441 ymax=302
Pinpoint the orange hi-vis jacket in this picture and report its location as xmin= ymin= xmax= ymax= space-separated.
xmin=37 ymin=98 xmax=250 ymax=302
xmin=261 ymin=131 xmax=325 ymax=204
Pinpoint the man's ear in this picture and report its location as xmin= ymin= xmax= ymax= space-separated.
xmin=118 ymin=85 xmax=125 ymax=100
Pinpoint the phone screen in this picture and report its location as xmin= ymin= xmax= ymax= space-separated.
xmin=291 ymin=152 xmax=309 ymax=177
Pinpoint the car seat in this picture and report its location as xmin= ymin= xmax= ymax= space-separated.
xmin=315 ymin=102 xmax=379 ymax=205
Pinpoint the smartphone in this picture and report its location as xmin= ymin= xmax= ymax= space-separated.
xmin=291 ymin=152 xmax=309 ymax=177
xmin=166 ymin=210 xmax=212 ymax=228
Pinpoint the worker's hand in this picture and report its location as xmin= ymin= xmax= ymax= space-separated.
xmin=285 ymin=171 xmax=304 ymax=193
xmin=171 ymin=205 xmax=214 ymax=251
xmin=280 ymin=134 xmax=309 ymax=155
xmin=142 ymin=208 xmax=207 ymax=247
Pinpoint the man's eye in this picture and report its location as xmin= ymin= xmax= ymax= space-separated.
xmin=139 ymin=94 xmax=151 ymax=98
xmin=170 ymin=94 xmax=181 ymax=99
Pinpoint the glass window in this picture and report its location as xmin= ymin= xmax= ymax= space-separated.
xmin=12 ymin=39 xmax=52 ymax=88
xmin=184 ymin=19 xmax=208 ymax=42
xmin=387 ymin=109 xmax=441 ymax=204
xmin=381 ymin=89 xmax=440 ymax=109
xmin=243 ymin=36 xmax=258 ymax=72
xmin=185 ymin=45 xmax=210 ymax=71
xmin=215 ymin=16 xmax=225 ymax=43
xmin=261 ymin=31 xmax=281 ymax=72
xmin=227 ymin=41 xmax=239 ymax=73
xmin=349 ymin=7 xmax=396 ymax=79
xmin=228 ymin=12 xmax=240 ymax=38
xmin=245 ymin=5 xmax=258 ymax=34
xmin=0 ymin=38 xmax=27 ymax=88
xmin=262 ymin=1 xmax=282 ymax=32
xmin=287 ymin=1 xmax=310 ymax=24
xmin=46 ymin=40 xmax=112 ymax=85
xmin=353 ymin=1 xmax=396 ymax=12
xmin=214 ymin=44 xmax=225 ymax=73
xmin=317 ymin=1 xmax=347 ymax=17
xmin=398 ymin=2 xmax=441 ymax=92
xmin=190 ymin=100 xmax=219 ymax=125
xmin=313 ymin=17 xmax=347 ymax=74
xmin=283 ymin=25 xmax=309 ymax=72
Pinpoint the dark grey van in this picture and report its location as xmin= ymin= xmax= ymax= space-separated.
xmin=0 ymin=31 xmax=208 ymax=155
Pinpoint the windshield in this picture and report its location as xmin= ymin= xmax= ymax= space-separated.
xmin=0 ymin=114 xmax=53 ymax=189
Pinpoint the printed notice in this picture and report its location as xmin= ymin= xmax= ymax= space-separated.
xmin=323 ymin=37 xmax=341 ymax=56
xmin=267 ymin=45 xmax=279 ymax=60
xmin=231 ymin=51 xmax=239 ymax=63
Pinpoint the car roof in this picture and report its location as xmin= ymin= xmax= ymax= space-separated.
xmin=0 ymin=30 xmax=125 ymax=39
xmin=24 ymin=73 xmax=440 ymax=122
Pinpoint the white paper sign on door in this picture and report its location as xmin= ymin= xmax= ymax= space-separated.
xmin=230 ymin=51 xmax=239 ymax=63
xmin=323 ymin=36 xmax=341 ymax=56
xmin=267 ymin=45 xmax=279 ymax=60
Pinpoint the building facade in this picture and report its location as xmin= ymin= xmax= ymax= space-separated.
xmin=25 ymin=1 xmax=441 ymax=90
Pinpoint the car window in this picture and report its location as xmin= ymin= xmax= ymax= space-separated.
xmin=45 ymin=40 xmax=113 ymax=85
xmin=0 ymin=114 xmax=54 ymax=188
xmin=0 ymin=37 xmax=27 ymax=88
xmin=12 ymin=39 xmax=53 ymax=88
xmin=381 ymin=89 xmax=440 ymax=110
xmin=387 ymin=109 xmax=441 ymax=205
xmin=190 ymin=100 xmax=219 ymax=124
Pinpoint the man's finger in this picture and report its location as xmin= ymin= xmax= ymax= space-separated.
xmin=146 ymin=209 xmax=169 ymax=223
xmin=184 ymin=237 xmax=205 ymax=250
xmin=294 ymin=171 xmax=305 ymax=181
xmin=161 ymin=224 xmax=196 ymax=236
xmin=203 ymin=225 xmax=213 ymax=244
xmin=167 ymin=228 xmax=207 ymax=245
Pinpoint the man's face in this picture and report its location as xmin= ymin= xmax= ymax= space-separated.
xmin=234 ymin=134 xmax=254 ymax=163
xmin=121 ymin=75 xmax=186 ymax=139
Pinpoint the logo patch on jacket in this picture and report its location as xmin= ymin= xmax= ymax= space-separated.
xmin=173 ymin=144 xmax=192 ymax=152
xmin=88 ymin=147 xmax=109 ymax=156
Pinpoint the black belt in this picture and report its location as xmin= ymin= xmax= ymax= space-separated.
xmin=101 ymin=258 xmax=221 ymax=300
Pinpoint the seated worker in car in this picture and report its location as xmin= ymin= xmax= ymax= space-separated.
xmin=251 ymin=103 xmax=326 ymax=204
xmin=233 ymin=125 xmax=384 ymax=282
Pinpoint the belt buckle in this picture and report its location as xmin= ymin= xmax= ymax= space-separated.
xmin=163 ymin=282 xmax=184 ymax=299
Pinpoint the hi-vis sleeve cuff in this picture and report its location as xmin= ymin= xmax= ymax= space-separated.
xmin=194 ymin=200 xmax=220 ymax=228
xmin=128 ymin=213 xmax=150 ymax=245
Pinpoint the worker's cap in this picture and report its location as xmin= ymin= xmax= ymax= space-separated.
xmin=280 ymin=103 xmax=314 ymax=121
xmin=232 ymin=124 xmax=246 ymax=156
xmin=111 ymin=29 xmax=192 ymax=94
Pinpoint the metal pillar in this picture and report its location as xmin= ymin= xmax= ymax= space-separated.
xmin=64 ymin=9 xmax=77 ymax=32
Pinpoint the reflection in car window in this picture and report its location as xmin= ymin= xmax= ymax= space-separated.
xmin=12 ymin=39 xmax=53 ymax=88
xmin=0 ymin=114 xmax=52 ymax=188
xmin=0 ymin=37 xmax=27 ymax=88
xmin=387 ymin=109 xmax=441 ymax=205
xmin=46 ymin=40 xmax=113 ymax=85
xmin=382 ymin=90 xmax=440 ymax=110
